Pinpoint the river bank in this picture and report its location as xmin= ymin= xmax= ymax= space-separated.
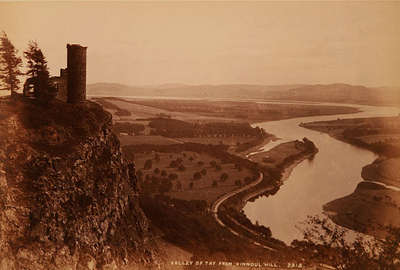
xmin=361 ymin=157 xmax=400 ymax=188
xmin=211 ymin=138 xmax=318 ymax=252
xmin=243 ymin=149 xmax=318 ymax=205
xmin=300 ymin=117 xmax=400 ymax=237
xmin=224 ymin=139 xmax=318 ymax=210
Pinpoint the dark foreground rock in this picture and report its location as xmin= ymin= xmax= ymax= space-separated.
xmin=0 ymin=96 xmax=157 ymax=269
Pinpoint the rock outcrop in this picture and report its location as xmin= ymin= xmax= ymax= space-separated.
xmin=0 ymin=96 xmax=157 ymax=269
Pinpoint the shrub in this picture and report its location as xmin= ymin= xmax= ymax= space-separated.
xmin=244 ymin=176 xmax=252 ymax=184
xmin=144 ymin=159 xmax=152 ymax=170
xmin=169 ymin=160 xmax=178 ymax=168
xmin=234 ymin=180 xmax=242 ymax=186
xmin=193 ymin=172 xmax=202 ymax=180
xmin=220 ymin=173 xmax=228 ymax=182
xmin=176 ymin=181 xmax=182 ymax=190
xmin=168 ymin=173 xmax=178 ymax=180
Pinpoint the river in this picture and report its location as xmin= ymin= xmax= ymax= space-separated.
xmin=243 ymin=103 xmax=400 ymax=244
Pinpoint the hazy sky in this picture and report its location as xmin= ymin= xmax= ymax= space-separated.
xmin=1 ymin=1 xmax=399 ymax=87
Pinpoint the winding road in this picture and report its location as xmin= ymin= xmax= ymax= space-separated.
xmin=210 ymin=172 xmax=264 ymax=218
xmin=210 ymin=172 xmax=277 ymax=251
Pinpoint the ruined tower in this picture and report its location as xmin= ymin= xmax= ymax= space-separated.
xmin=67 ymin=44 xmax=87 ymax=103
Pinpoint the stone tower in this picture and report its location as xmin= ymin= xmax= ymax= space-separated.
xmin=67 ymin=44 xmax=87 ymax=103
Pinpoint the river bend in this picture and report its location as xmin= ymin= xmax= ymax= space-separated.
xmin=243 ymin=103 xmax=400 ymax=244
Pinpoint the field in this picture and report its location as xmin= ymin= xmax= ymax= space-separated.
xmin=129 ymin=139 xmax=318 ymax=261
xmin=119 ymin=135 xmax=182 ymax=146
xmin=300 ymin=116 xmax=400 ymax=157
xmin=133 ymin=151 xmax=256 ymax=204
xmin=92 ymin=97 xmax=238 ymax=123
xmin=101 ymin=97 xmax=360 ymax=123
xmin=178 ymin=137 xmax=254 ymax=146
xmin=248 ymin=140 xmax=312 ymax=170
xmin=98 ymin=96 xmax=322 ymax=205
xmin=94 ymin=96 xmax=358 ymax=155
xmin=100 ymin=100 xmax=273 ymax=152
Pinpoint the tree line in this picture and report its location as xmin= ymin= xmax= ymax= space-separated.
xmin=0 ymin=31 xmax=53 ymax=100
xmin=148 ymin=118 xmax=267 ymax=138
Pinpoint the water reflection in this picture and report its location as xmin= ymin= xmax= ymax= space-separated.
xmin=244 ymin=103 xmax=400 ymax=244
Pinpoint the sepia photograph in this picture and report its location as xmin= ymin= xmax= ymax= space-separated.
xmin=0 ymin=1 xmax=399 ymax=269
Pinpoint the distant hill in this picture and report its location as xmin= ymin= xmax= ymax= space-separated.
xmin=269 ymin=83 xmax=400 ymax=106
xmin=87 ymin=83 xmax=400 ymax=106
xmin=87 ymin=83 xmax=304 ymax=99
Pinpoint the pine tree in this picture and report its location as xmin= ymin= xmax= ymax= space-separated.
xmin=0 ymin=31 xmax=23 ymax=95
xmin=24 ymin=41 xmax=50 ymax=99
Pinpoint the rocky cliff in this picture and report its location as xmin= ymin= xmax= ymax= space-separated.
xmin=0 ymin=96 xmax=157 ymax=269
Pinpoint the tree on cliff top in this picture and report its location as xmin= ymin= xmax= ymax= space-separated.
xmin=23 ymin=41 xmax=52 ymax=100
xmin=0 ymin=31 xmax=23 ymax=95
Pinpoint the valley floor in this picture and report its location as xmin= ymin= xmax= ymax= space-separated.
xmin=94 ymin=97 xmax=329 ymax=267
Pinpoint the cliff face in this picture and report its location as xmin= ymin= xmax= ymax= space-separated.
xmin=0 ymin=97 xmax=155 ymax=269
